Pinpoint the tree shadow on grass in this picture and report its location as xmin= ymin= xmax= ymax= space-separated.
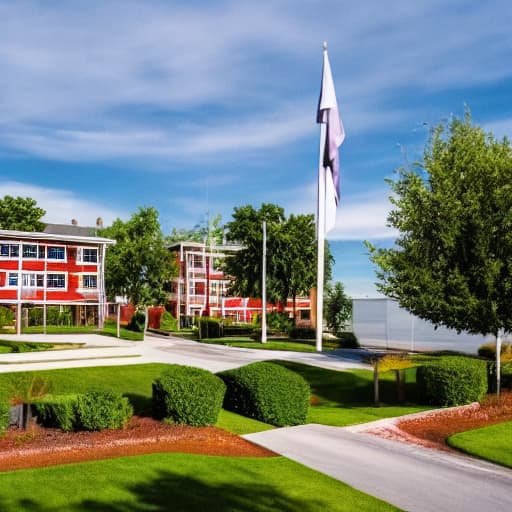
xmin=4 ymin=470 xmax=330 ymax=512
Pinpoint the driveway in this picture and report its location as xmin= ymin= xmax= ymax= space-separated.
xmin=245 ymin=424 xmax=512 ymax=512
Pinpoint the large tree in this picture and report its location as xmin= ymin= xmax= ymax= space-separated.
xmin=324 ymin=281 xmax=352 ymax=336
xmin=224 ymin=203 xmax=327 ymax=322
xmin=0 ymin=196 xmax=46 ymax=231
xmin=168 ymin=213 xmax=224 ymax=246
xmin=367 ymin=112 xmax=512 ymax=392
xmin=101 ymin=207 xmax=176 ymax=306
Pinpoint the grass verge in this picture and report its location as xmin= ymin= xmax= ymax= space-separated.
xmin=447 ymin=421 xmax=512 ymax=468
xmin=0 ymin=453 xmax=401 ymax=511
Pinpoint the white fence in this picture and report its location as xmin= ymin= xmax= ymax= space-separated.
xmin=352 ymin=298 xmax=494 ymax=354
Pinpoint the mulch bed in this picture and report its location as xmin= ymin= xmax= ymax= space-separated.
xmin=366 ymin=391 xmax=512 ymax=451
xmin=0 ymin=416 xmax=276 ymax=472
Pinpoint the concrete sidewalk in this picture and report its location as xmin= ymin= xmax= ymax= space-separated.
xmin=244 ymin=424 xmax=512 ymax=512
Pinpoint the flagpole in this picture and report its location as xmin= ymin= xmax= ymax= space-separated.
xmin=316 ymin=121 xmax=327 ymax=352
xmin=261 ymin=220 xmax=267 ymax=343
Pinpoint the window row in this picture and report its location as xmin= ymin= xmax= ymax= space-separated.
xmin=5 ymin=273 xmax=97 ymax=290
xmin=0 ymin=244 xmax=98 ymax=263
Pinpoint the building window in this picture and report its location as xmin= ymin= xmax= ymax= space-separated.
xmin=47 ymin=273 xmax=66 ymax=288
xmin=82 ymin=275 xmax=97 ymax=289
xmin=77 ymin=247 xmax=98 ymax=263
xmin=1 ymin=244 xmax=19 ymax=258
xmin=38 ymin=246 xmax=46 ymax=259
xmin=8 ymin=273 xmax=18 ymax=286
xmin=21 ymin=273 xmax=45 ymax=288
xmin=22 ymin=244 xmax=38 ymax=258
xmin=47 ymin=246 xmax=65 ymax=260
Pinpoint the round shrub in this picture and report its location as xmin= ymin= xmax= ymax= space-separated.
xmin=127 ymin=311 xmax=146 ymax=332
xmin=218 ymin=362 xmax=310 ymax=427
xmin=75 ymin=390 xmax=133 ymax=431
xmin=416 ymin=357 xmax=488 ymax=406
xmin=336 ymin=332 xmax=360 ymax=349
xmin=152 ymin=365 xmax=226 ymax=426
xmin=34 ymin=394 xmax=78 ymax=432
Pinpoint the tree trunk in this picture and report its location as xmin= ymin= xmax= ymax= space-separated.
xmin=496 ymin=329 xmax=503 ymax=398
xmin=373 ymin=365 xmax=380 ymax=406
xmin=396 ymin=369 xmax=405 ymax=403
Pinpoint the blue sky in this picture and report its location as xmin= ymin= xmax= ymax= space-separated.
xmin=1 ymin=1 xmax=511 ymax=297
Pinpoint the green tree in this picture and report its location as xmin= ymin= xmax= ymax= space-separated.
xmin=168 ymin=213 xmax=224 ymax=246
xmin=101 ymin=207 xmax=176 ymax=306
xmin=324 ymin=281 xmax=352 ymax=336
xmin=224 ymin=204 xmax=326 ymax=323
xmin=367 ymin=112 xmax=512 ymax=393
xmin=0 ymin=196 xmax=46 ymax=231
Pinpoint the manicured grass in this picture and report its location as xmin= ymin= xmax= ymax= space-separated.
xmin=216 ymin=409 xmax=275 ymax=435
xmin=0 ymin=363 xmax=170 ymax=414
xmin=0 ymin=453 xmax=401 ymax=511
xmin=447 ymin=421 xmax=512 ymax=468
xmin=272 ymin=361 xmax=430 ymax=425
xmin=0 ymin=340 xmax=79 ymax=354
xmin=192 ymin=336 xmax=343 ymax=352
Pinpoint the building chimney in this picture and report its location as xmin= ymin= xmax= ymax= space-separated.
xmin=71 ymin=219 xmax=78 ymax=225
xmin=96 ymin=217 xmax=103 ymax=228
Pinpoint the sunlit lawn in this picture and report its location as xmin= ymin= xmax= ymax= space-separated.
xmin=0 ymin=454 xmax=402 ymax=512
xmin=448 ymin=421 xmax=512 ymax=468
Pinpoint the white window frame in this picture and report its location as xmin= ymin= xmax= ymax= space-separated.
xmin=47 ymin=246 xmax=67 ymax=261
xmin=0 ymin=243 xmax=20 ymax=259
xmin=21 ymin=273 xmax=45 ymax=288
xmin=76 ymin=247 xmax=98 ymax=264
xmin=7 ymin=272 xmax=18 ymax=287
xmin=46 ymin=273 xmax=67 ymax=289
xmin=79 ymin=273 xmax=98 ymax=290
xmin=22 ymin=244 xmax=38 ymax=259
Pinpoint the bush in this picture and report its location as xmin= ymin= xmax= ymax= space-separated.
xmin=34 ymin=394 xmax=78 ymax=432
xmin=478 ymin=341 xmax=512 ymax=361
xmin=487 ymin=361 xmax=512 ymax=392
xmin=266 ymin=312 xmax=293 ymax=333
xmin=416 ymin=357 xmax=488 ymax=406
xmin=336 ymin=331 xmax=360 ymax=349
xmin=0 ymin=396 xmax=9 ymax=433
xmin=152 ymin=365 xmax=226 ymax=426
xmin=160 ymin=311 xmax=178 ymax=331
xmin=223 ymin=324 xmax=254 ymax=336
xmin=288 ymin=327 xmax=315 ymax=340
xmin=127 ymin=311 xmax=146 ymax=332
xmin=74 ymin=390 xmax=133 ymax=431
xmin=0 ymin=306 xmax=14 ymax=329
xmin=197 ymin=317 xmax=223 ymax=339
xmin=218 ymin=362 xmax=310 ymax=427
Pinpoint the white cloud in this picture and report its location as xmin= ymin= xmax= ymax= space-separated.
xmin=483 ymin=118 xmax=512 ymax=140
xmin=0 ymin=181 xmax=126 ymax=227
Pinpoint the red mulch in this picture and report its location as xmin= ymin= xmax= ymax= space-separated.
xmin=0 ymin=416 xmax=276 ymax=472
xmin=396 ymin=391 xmax=512 ymax=449
xmin=362 ymin=391 xmax=512 ymax=451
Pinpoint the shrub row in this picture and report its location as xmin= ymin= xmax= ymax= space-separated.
xmin=218 ymin=362 xmax=310 ymax=427
xmin=0 ymin=396 xmax=9 ymax=433
xmin=152 ymin=365 xmax=226 ymax=426
xmin=35 ymin=390 xmax=133 ymax=431
xmin=416 ymin=357 xmax=488 ymax=406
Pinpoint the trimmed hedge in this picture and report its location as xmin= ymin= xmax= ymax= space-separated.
xmin=416 ymin=357 xmax=488 ymax=406
xmin=336 ymin=332 xmax=360 ymax=349
xmin=75 ymin=390 xmax=133 ymax=431
xmin=218 ymin=362 xmax=310 ymax=427
xmin=160 ymin=311 xmax=178 ymax=331
xmin=0 ymin=396 xmax=9 ymax=433
xmin=35 ymin=390 xmax=133 ymax=431
xmin=197 ymin=318 xmax=223 ymax=339
xmin=289 ymin=327 xmax=315 ymax=340
xmin=127 ymin=311 xmax=146 ymax=332
xmin=152 ymin=365 xmax=226 ymax=426
xmin=478 ymin=341 xmax=512 ymax=359
xmin=34 ymin=394 xmax=78 ymax=431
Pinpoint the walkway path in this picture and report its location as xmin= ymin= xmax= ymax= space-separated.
xmin=245 ymin=424 xmax=512 ymax=512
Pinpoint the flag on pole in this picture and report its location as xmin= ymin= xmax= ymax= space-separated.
xmin=317 ymin=46 xmax=345 ymax=233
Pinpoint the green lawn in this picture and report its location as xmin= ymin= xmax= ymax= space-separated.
xmin=0 ymin=453 xmax=401 ymax=512
xmin=447 ymin=421 xmax=512 ymax=468
xmin=273 ymin=361 xmax=430 ymax=426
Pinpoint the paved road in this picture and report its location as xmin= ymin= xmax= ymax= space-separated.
xmin=245 ymin=424 xmax=512 ymax=512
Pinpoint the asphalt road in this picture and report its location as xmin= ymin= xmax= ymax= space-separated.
xmin=245 ymin=424 xmax=512 ymax=512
